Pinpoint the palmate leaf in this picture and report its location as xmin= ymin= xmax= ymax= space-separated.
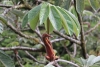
xmin=0 ymin=50 xmax=15 ymax=67
xmin=22 ymin=2 xmax=80 ymax=36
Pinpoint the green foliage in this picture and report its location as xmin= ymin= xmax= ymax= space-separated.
xmin=44 ymin=64 xmax=55 ymax=67
xmin=22 ymin=2 xmax=80 ymax=36
xmin=76 ymin=0 xmax=84 ymax=14
xmin=89 ymin=0 xmax=100 ymax=11
xmin=77 ymin=55 xmax=100 ymax=67
xmin=0 ymin=0 xmax=100 ymax=67
xmin=0 ymin=50 xmax=15 ymax=67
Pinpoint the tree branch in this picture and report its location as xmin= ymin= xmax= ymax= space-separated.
xmin=7 ymin=22 xmax=42 ymax=44
xmin=0 ymin=46 xmax=42 ymax=52
xmin=0 ymin=4 xmax=12 ymax=8
xmin=53 ymin=30 xmax=81 ymax=45
xmin=74 ymin=0 xmax=87 ymax=59
xmin=47 ymin=59 xmax=79 ymax=67
xmin=25 ymin=51 xmax=46 ymax=64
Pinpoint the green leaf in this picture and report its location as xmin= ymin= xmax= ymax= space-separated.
xmin=91 ymin=56 xmax=100 ymax=66
xmin=56 ymin=6 xmax=71 ymax=35
xmin=29 ymin=13 xmax=39 ymax=30
xmin=39 ymin=2 xmax=49 ymax=25
xmin=0 ymin=15 xmax=7 ymax=24
xmin=57 ymin=6 xmax=80 ymax=36
xmin=69 ymin=6 xmax=78 ymax=17
xmin=67 ymin=11 xmax=80 ymax=36
xmin=87 ymin=55 xmax=96 ymax=66
xmin=49 ymin=5 xmax=62 ymax=31
xmin=44 ymin=64 xmax=54 ymax=67
xmin=0 ymin=50 xmax=15 ymax=67
xmin=76 ymin=0 xmax=84 ymax=14
xmin=22 ymin=13 xmax=28 ymax=28
xmin=89 ymin=0 xmax=100 ymax=11
xmin=61 ymin=0 xmax=71 ymax=10
xmin=11 ymin=9 xmax=24 ymax=18
xmin=28 ymin=5 xmax=41 ymax=30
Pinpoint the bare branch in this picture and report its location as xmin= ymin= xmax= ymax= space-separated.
xmin=25 ymin=51 xmax=46 ymax=64
xmin=7 ymin=22 xmax=42 ymax=44
xmin=53 ymin=30 xmax=81 ymax=45
xmin=73 ymin=43 xmax=77 ymax=57
xmin=0 ymin=46 xmax=42 ymax=52
xmin=0 ymin=4 xmax=12 ymax=8
xmin=57 ymin=59 xmax=79 ymax=67
xmin=85 ymin=22 xmax=100 ymax=35
xmin=47 ymin=59 xmax=79 ymax=67
xmin=51 ymin=38 xmax=65 ymax=43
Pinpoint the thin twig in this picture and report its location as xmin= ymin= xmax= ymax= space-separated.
xmin=25 ymin=51 xmax=46 ymax=64
xmin=7 ymin=22 xmax=42 ymax=44
xmin=47 ymin=59 xmax=79 ymax=67
xmin=73 ymin=43 xmax=77 ymax=57
xmin=57 ymin=59 xmax=79 ymax=67
xmin=53 ymin=30 xmax=81 ymax=45
xmin=0 ymin=4 xmax=12 ymax=8
xmin=85 ymin=22 xmax=100 ymax=35
xmin=15 ymin=54 xmax=24 ymax=67
xmin=51 ymin=38 xmax=65 ymax=43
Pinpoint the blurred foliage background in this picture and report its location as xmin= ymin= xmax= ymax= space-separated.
xmin=0 ymin=0 xmax=100 ymax=67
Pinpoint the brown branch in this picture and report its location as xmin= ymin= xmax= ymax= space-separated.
xmin=74 ymin=0 xmax=87 ymax=59
xmin=0 ymin=46 xmax=42 ymax=52
xmin=53 ymin=30 xmax=81 ymax=45
xmin=73 ymin=43 xmax=77 ymax=57
xmin=25 ymin=51 xmax=46 ymax=64
xmin=7 ymin=22 xmax=42 ymax=44
xmin=85 ymin=22 xmax=100 ymax=35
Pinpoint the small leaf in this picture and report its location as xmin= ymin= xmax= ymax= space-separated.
xmin=28 ymin=5 xmax=41 ymax=22
xmin=29 ymin=13 xmax=39 ymax=30
xmin=28 ymin=5 xmax=41 ymax=30
xmin=11 ymin=9 xmax=24 ymax=18
xmin=49 ymin=5 xmax=62 ymax=31
xmin=39 ymin=2 xmax=49 ymax=25
xmin=22 ymin=13 xmax=28 ymax=28
xmin=76 ymin=0 xmax=84 ymax=14
xmin=0 ymin=50 xmax=15 ymax=67
xmin=89 ymin=0 xmax=100 ymax=11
